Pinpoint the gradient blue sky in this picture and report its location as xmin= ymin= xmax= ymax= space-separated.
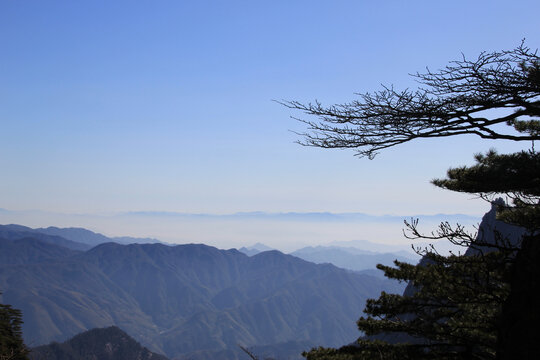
xmin=1 ymin=1 xmax=539 ymax=247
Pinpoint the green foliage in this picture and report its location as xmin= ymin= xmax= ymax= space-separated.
xmin=304 ymin=248 xmax=513 ymax=360
xmin=0 ymin=294 xmax=29 ymax=360
xmin=295 ymin=44 xmax=540 ymax=359
xmin=432 ymin=150 xmax=540 ymax=198
xmin=303 ymin=155 xmax=536 ymax=360
xmin=433 ymin=150 xmax=540 ymax=233
xmin=305 ymin=147 xmax=540 ymax=359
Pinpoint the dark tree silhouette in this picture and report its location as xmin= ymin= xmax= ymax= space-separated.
xmin=0 ymin=294 xmax=29 ymax=360
xmin=285 ymin=43 xmax=540 ymax=359
xmin=283 ymin=43 xmax=540 ymax=159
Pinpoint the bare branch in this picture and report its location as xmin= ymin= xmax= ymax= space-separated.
xmin=282 ymin=44 xmax=540 ymax=158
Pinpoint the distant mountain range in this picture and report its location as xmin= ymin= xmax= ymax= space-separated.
xmin=289 ymin=245 xmax=418 ymax=272
xmin=238 ymin=240 xmax=419 ymax=273
xmin=0 ymin=225 xmax=405 ymax=360
xmin=0 ymin=208 xmax=481 ymax=223
xmin=0 ymin=224 xmax=93 ymax=251
xmin=238 ymin=242 xmax=274 ymax=256
xmin=121 ymin=210 xmax=479 ymax=223
xmin=0 ymin=209 xmax=482 ymax=252
xmin=328 ymin=239 xmax=417 ymax=253
xmin=0 ymin=224 xmax=161 ymax=250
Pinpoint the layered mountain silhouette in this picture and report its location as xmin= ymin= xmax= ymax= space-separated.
xmin=0 ymin=224 xmax=160 ymax=250
xmin=0 ymin=225 xmax=405 ymax=359
xmin=289 ymin=245 xmax=417 ymax=272
xmin=238 ymin=242 xmax=274 ymax=256
xmin=30 ymin=326 xmax=168 ymax=360
xmin=0 ymin=224 xmax=91 ymax=251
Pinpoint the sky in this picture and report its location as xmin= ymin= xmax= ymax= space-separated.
xmin=1 ymin=0 xmax=539 ymax=250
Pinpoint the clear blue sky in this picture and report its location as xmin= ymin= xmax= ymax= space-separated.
xmin=1 ymin=1 xmax=539 ymax=247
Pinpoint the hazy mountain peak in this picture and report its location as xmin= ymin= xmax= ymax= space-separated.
xmin=30 ymin=326 xmax=168 ymax=360
xmin=238 ymin=242 xmax=274 ymax=256
xmin=290 ymin=244 xmax=419 ymax=272
xmin=250 ymin=242 xmax=273 ymax=251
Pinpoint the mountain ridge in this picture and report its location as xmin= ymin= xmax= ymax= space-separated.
xmin=0 ymin=224 xmax=163 ymax=249
xmin=30 ymin=326 xmax=168 ymax=360
xmin=0 ymin=231 xmax=405 ymax=360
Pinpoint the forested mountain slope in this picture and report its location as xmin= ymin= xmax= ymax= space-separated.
xmin=0 ymin=232 xmax=404 ymax=359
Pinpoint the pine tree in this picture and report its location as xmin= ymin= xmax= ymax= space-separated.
xmin=285 ymin=44 xmax=540 ymax=359
xmin=304 ymin=183 xmax=525 ymax=359
xmin=0 ymin=294 xmax=29 ymax=360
